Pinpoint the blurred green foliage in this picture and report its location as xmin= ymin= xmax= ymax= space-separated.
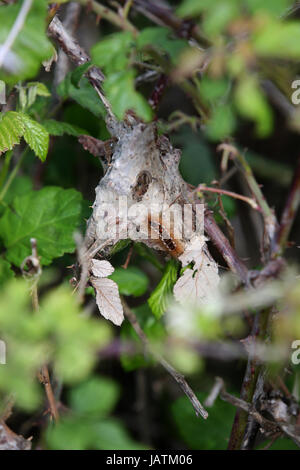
xmin=0 ymin=0 xmax=299 ymax=451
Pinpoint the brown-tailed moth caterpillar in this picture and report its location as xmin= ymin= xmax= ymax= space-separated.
xmin=147 ymin=213 xmax=184 ymax=258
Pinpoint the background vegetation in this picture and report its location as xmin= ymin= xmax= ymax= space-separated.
xmin=0 ymin=0 xmax=300 ymax=450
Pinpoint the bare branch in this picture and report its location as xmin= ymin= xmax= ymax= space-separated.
xmin=122 ymin=300 xmax=208 ymax=420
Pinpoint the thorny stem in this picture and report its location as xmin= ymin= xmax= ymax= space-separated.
xmin=228 ymin=153 xmax=300 ymax=450
xmin=122 ymin=299 xmax=208 ymax=420
xmin=227 ymin=308 xmax=270 ymax=450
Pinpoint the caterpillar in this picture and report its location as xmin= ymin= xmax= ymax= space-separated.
xmin=147 ymin=214 xmax=184 ymax=258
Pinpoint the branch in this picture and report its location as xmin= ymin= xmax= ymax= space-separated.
xmin=204 ymin=209 xmax=250 ymax=285
xmin=196 ymin=184 xmax=259 ymax=210
xmin=48 ymin=15 xmax=115 ymax=118
xmin=129 ymin=0 xmax=210 ymax=47
xmin=21 ymin=239 xmax=59 ymax=423
xmin=122 ymin=300 xmax=208 ymax=420
xmin=274 ymin=155 xmax=300 ymax=255
xmin=218 ymin=143 xmax=278 ymax=254
xmin=48 ymin=15 xmax=90 ymax=67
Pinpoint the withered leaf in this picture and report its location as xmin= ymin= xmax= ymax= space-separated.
xmin=91 ymin=259 xmax=114 ymax=278
xmin=174 ymin=235 xmax=219 ymax=305
xmin=90 ymin=277 xmax=124 ymax=326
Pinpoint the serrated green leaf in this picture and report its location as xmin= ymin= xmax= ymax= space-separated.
xmin=0 ymin=0 xmax=53 ymax=84
xmin=109 ymin=266 xmax=149 ymax=297
xmin=0 ymin=186 xmax=83 ymax=266
xmin=104 ymin=70 xmax=153 ymax=121
xmin=19 ymin=113 xmax=49 ymax=161
xmin=42 ymin=119 xmax=88 ymax=137
xmin=148 ymin=259 xmax=178 ymax=318
xmin=69 ymin=376 xmax=120 ymax=417
xmin=0 ymin=111 xmax=24 ymax=154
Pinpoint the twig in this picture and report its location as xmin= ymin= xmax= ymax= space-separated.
xmin=122 ymin=299 xmax=208 ymax=419
xmin=204 ymin=209 xmax=249 ymax=285
xmin=48 ymin=15 xmax=91 ymax=67
xmin=130 ymin=0 xmax=210 ymax=47
xmin=196 ymin=184 xmax=259 ymax=210
xmin=218 ymin=143 xmax=278 ymax=254
xmin=21 ymin=239 xmax=59 ymax=423
xmin=274 ymin=155 xmax=300 ymax=255
xmin=48 ymin=15 xmax=115 ymax=119
xmin=76 ymin=0 xmax=137 ymax=34
xmin=217 ymin=378 xmax=280 ymax=435
xmin=0 ymin=0 xmax=33 ymax=68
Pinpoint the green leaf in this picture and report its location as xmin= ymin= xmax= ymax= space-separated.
xmin=69 ymin=376 xmax=120 ymax=417
xmin=42 ymin=119 xmax=88 ymax=137
xmin=171 ymin=392 xmax=235 ymax=449
xmin=27 ymin=82 xmax=50 ymax=97
xmin=148 ymin=259 xmax=178 ymax=318
xmin=57 ymin=74 xmax=105 ymax=118
xmin=177 ymin=0 xmax=209 ymax=17
xmin=19 ymin=113 xmax=49 ymax=161
xmin=137 ymin=27 xmax=188 ymax=64
xmin=235 ymin=77 xmax=273 ymax=137
xmin=245 ymin=0 xmax=293 ymax=17
xmin=92 ymin=419 xmax=146 ymax=450
xmin=256 ymin=437 xmax=299 ymax=450
xmin=0 ymin=111 xmax=25 ymax=154
xmin=91 ymin=31 xmax=134 ymax=75
xmin=206 ymin=104 xmax=236 ymax=140
xmin=134 ymin=242 xmax=164 ymax=272
xmin=0 ymin=112 xmax=49 ymax=159
xmin=108 ymin=239 xmax=131 ymax=256
xmin=198 ymin=77 xmax=230 ymax=104
xmin=0 ymin=186 xmax=83 ymax=266
xmin=0 ymin=0 xmax=53 ymax=84
xmin=40 ymin=285 xmax=112 ymax=384
xmin=253 ymin=20 xmax=300 ymax=60
xmin=46 ymin=416 xmax=95 ymax=450
xmin=0 ymin=258 xmax=14 ymax=285
xmin=46 ymin=416 xmax=146 ymax=450
xmin=203 ymin=1 xmax=240 ymax=37
xmin=0 ymin=175 xmax=32 ymax=217
xmin=109 ymin=266 xmax=149 ymax=297
xmin=104 ymin=70 xmax=153 ymax=121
